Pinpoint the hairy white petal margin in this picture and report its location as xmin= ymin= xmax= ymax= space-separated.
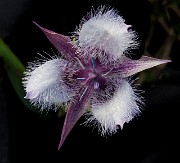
xmin=77 ymin=7 xmax=138 ymax=61
xmin=86 ymin=80 xmax=142 ymax=135
xmin=23 ymin=58 xmax=74 ymax=110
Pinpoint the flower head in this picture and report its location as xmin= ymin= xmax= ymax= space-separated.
xmin=23 ymin=6 xmax=171 ymax=149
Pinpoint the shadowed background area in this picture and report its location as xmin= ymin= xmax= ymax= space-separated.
xmin=0 ymin=0 xmax=179 ymax=162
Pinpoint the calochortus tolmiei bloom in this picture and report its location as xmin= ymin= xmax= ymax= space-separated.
xmin=23 ymin=7 xmax=171 ymax=149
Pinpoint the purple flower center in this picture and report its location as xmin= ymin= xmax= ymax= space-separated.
xmin=75 ymin=57 xmax=107 ymax=90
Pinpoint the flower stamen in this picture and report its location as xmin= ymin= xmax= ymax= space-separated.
xmin=91 ymin=57 xmax=96 ymax=69
xmin=94 ymin=81 xmax=99 ymax=89
xmin=79 ymin=86 xmax=89 ymax=101
xmin=75 ymin=57 xmax=85 ymax=69
xmin=76 ymin=77 xmax=86 ymax=80
xmin=102 ymin=68 xmax=114 ymax=77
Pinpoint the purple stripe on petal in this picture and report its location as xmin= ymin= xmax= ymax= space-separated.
xmin=111 ymin=56 xmax=171 ymax=78
xmin=58 ymin=83 xmax=93 ymax=150
xmin=33 ymin=21 xmax=77 ymax=59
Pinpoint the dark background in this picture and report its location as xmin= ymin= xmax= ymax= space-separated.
xmin=0 ymin=0 xmax=179 ymax=162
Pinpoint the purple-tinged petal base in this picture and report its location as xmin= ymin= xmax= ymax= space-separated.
xmin=23 ymin=58 xmax=74 ymax=110
xmin=86 ymin=80 xmax=141 ymax=135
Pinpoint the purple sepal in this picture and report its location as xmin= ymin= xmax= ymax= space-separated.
xmin=58 ymin=83 xmax=93 ymax=150
xmin=112 ymin=56 xmax=171 ymax=78
xmin=33 ymin=21 xmax=77 ymax=59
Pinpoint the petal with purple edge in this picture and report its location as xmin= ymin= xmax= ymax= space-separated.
xmin=58 ymin=83 xmax=93 ymax=150
xmin=86 ymin=80 xmax=141 ymax=135
xmin=78 ymin=7 xmax=138 ymax=61
xmin=23 ymin=58 xmax=74 ymax=110
xmin=111 ymin=56 xmax=171 ymax=78
xmin=33 ymin=21 xmax=77 ymax=59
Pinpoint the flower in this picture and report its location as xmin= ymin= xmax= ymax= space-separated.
xmin=23 ymin=7 xmax=171 ymax=150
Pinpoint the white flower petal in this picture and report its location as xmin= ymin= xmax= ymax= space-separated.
xmin=86 ymin=80 xmax=141 ymax=135
xmin=77 ymin=7 xmax=138 ymax=61
xmin=23 ymin=58 xmax=75 ymax=110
